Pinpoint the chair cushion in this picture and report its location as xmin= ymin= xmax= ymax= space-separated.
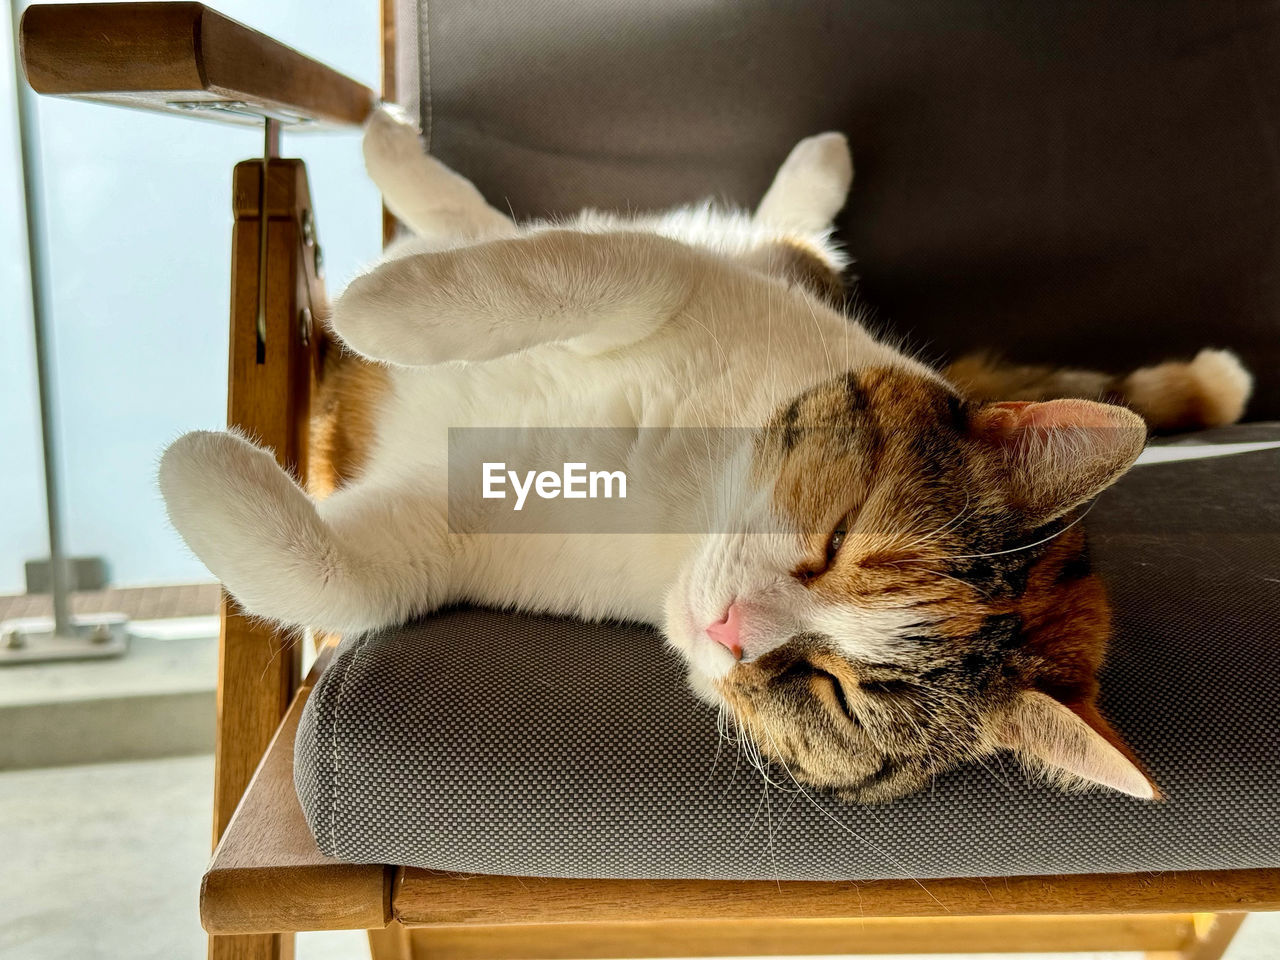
xmin=395 ymin=0 xmax=1280 ymax=418
xmin=295 ymin=424 xmax=1280 ymax=880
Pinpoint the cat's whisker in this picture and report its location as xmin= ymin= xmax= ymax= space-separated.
xmin=757 ymin=726 xmax=946 ymax=908
xmin=734 ymin=715 xmax=800 ymax=794
xmin=703 ymin=704 xmax=730 ymax=787
xmin=902 ymin=502 xmax=1095 ymax=564
xmin=874 ymin=694 xmax=933 ymax=749
xmin=763 ymin=772 xmax=782 ymax=890
xmin=889 ymin=561 xmax=993 ymax=600
xmin=802 ymin=296 xmax=836 ymax=381
xmin=905 ymin=492 xmax=974 ymax=551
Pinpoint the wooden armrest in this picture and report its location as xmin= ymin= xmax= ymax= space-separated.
xmin=200 ymin=643 xmax=394 ymax=934
xmin=20 ymin=2 xmax=374 ymax=128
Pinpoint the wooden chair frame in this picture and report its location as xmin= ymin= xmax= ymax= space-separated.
xmin=19 ymin=4 xmax=1280 ymax=959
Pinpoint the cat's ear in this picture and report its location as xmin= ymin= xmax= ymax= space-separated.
xmin=996 ymin=691 xmax=1158 ymax=799
xmin=970 ymin=399 xmax=1147 ymax=525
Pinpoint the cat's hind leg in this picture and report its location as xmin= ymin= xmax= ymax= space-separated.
xmin=363 ymin=104 xmax=515 ymax=243
xmin=1115 ymin=349 xmax=1253 ymax=431
xmin=159 ymin=430 xmax=447 ymax=634
xmin=946 ymin=348 xmax=1253 ymax=433
xmin=756 ymin=132 xmax=854 ymax=232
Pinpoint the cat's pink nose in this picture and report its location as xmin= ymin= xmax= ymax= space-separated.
xmin=706 ymin=603 xmax=744 ymax=660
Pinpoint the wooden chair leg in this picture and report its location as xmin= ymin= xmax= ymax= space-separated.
xmin=206 ymin=156 xmax=325 ymax=959
xmin=369 ymin=921 xmax=414 ymax=960
xmin=209 ymin=932 xmax=295 ymax=960
xmin=1148 ymin=912 xmax=1247 ymax=960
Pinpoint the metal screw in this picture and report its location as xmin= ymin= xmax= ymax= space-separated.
xmin=2 ymin=628 xmax=24 ymax=650
xmin=299 ymin=307 xmax=312 ymax=346
xmin=90 ymin=624 xmax=113 ymax=644
xmin=301 ymin=209 xmax=314 ymax=246
xmin=313 ymin=243 xmax=324 ymax=278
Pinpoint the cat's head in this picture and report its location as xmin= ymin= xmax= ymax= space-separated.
xmin=665 ymin=367 xmax=1155 ymax=803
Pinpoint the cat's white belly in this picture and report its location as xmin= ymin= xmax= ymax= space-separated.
xmin=324 ymin=304 xmax=925 ymax=631
xmin=332 ymin=323 xmax=798 ymax=625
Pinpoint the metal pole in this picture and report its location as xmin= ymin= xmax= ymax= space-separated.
xmin=263 ymin=116 xmax=280 ymax=158
xmin=9 ymin=0 xmax=72 ymax=637
xmin=255 ymin=118 xmax=280 ymax=362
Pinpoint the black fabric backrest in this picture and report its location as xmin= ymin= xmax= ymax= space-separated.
xmin=403 ymin=1 xmax=1280 ymax=418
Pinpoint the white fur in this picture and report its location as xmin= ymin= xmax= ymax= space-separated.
xmin=362 ymin=103 xmax=516 ymax=244
xmin=757 ymin=132 xmax=855 ymax=232
xmin=159 ymin=108 xmax=932 ymax=687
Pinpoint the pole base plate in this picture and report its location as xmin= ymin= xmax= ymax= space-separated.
xmin=0 ymin=614 xmax=130 ymax=665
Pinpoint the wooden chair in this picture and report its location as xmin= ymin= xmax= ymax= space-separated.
xmin=19 ymin=4 xmax=1280 ymax=959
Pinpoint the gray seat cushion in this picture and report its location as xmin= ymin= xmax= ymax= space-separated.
xmin=295 ymin=424 xmax=1280 ymax=880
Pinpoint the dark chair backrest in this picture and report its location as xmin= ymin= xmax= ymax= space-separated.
xmin=400 ymin=0 xmax=1280 ymax=418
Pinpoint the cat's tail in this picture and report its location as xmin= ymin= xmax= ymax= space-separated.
xmin=946 ymin=348 xmax=1253 ymax=433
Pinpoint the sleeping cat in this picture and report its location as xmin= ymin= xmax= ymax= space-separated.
xmin=160 ymin=105 xmax=1252 ymax=803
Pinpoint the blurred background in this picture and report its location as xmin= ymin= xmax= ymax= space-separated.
xmin=1 ymin=0 xmax=378 ymax=956
xmin=0 ymin=0 xmax=381 ymax=594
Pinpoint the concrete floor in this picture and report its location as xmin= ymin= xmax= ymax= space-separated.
xmin=1 ymin=755 xmax=1276 ymax=960
xmin=0 ymin=755 xmax=365 ymax=960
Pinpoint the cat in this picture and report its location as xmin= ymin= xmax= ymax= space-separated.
xmin=159 ymin=105 xmax=1252 ymax=803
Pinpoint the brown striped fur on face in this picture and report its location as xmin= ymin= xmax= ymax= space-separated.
xmin=715 ymin=369 xmax=1152 ymax=802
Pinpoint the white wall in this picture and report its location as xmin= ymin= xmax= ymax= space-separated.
xmin=0 ymin=0 xmax=383 ymax=592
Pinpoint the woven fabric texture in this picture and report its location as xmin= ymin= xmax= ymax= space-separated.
xmin=295 ymin=425 xmax=1280 ymax=880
